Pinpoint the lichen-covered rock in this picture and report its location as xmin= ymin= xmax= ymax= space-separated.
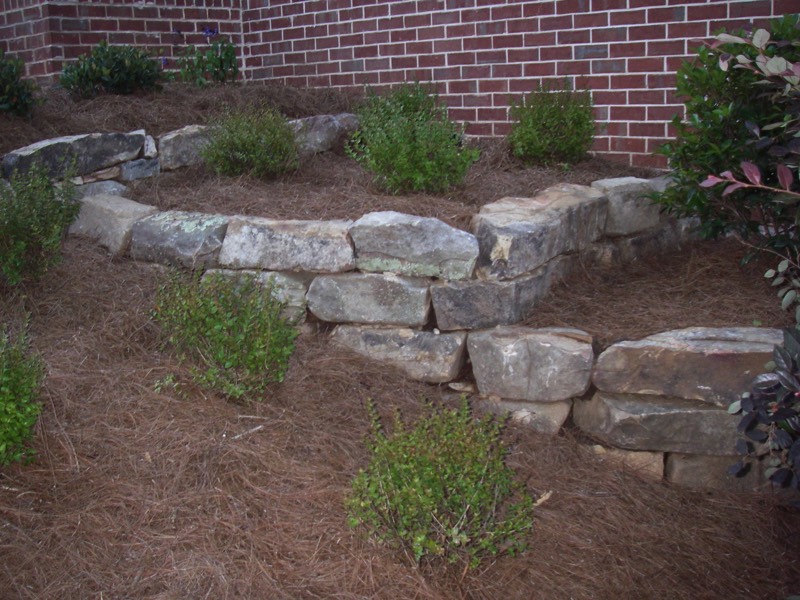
xmin=219 ymin=217 xmax=354 ymax=273
xmin=468 ymin=326 xmax=594 ymax=402
xmin=332 ymin=325 xmax=466 ymax=382
xmin=129 ymin=211 xmax=228 ymax=269
xmin=75 ymin=180 xmax=130 ymax=199
xmin=471 ymin=184 xmax=607 ymax=280
xmin=307 ymin=273 xmax=430 ymax=326
xmin=593 ymin=327 xmax=781 ymax=407
xmin=350 ymin=211 xmax=478 ymax=280
xmin=157 ymin=125 xmax=211 ymax=171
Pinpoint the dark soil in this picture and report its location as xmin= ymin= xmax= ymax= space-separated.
xmin=0 ymin=83 xmax=798 ymax=599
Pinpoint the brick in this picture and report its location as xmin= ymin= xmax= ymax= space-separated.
xmin=592 ymin=59 xmax=626 ymax=73
xmin=460 ymin=8 xmax=491 ymax=22
xmin=591 ymin=0 xmax=627 ymax=9
xmin=593 ymin=27 xmax=627 ymax=42
xmin=575 ymin=44 xmax=609 ymax=59
xmin=610 ymin=105 xmax=646 ymax=120
xmin=647 ymin=73 xmax=675 ymax=88
xmin=523 ymin=62 xmax=556 ymax=77
xmin=611 ymin=137 xmax=647 ymax=153
xmin=434 ymin=38 xmax=462 ymax=53
xmin=522 ymin=3 xmax=556 ymax=17
xmin=419 ymin=53 xmax=446 ymax=67
xmin=686 ymin=4 xmax=726 ymax=21
xmin=390 ymin=28 xmax=415 ymax=42
xmin=575 ymin=12 xmax=608 ymax=28
xmin=479 ymin=79 xmax=508 ymax=92
xmin=648 ymin=105 xmax=683 ymax=121
xmin=557 ymin=0 xmax=590 ymax=14
xmin=478 ymin=107 xmax=507 ymax=121
xmin=630 ymin=122 xmax=667 ymax=137
xmin=541 ymin=15 xmax=573 ymax=31
xmin=493 ymin=63 xmax=523 ymax=78
xmin=492 ymin=34 xmax=524 ymax=48
xmin=610 ymin=42 xmax=646 ymax=58
xmin=593 ymin=90 xmax=626 ymax=104
xmin=391 ymin=55 xmax=417 ymax=69
xmin=541 ymin=46 xmax=572 ymax=60
xmin=610 ymin=9 xmax=646 ymax=26
xmin=476 ymin=50 xmax=505 ymax=64
xmin=668 ymin=22 xmax=708 ymax=39
xmin=449 ymin=80 xmax=478 ymax=94
xmin=559 ymin=29 xmax=590 ymax=44
xmin=476 ymin=21 xmax=506 ymax=36
xmin=730 ymin=1 xmax=772 ymax=18
xmin=492 ymin=5 xmax=522 ymax=20
xmin=508 ymin=48 xmax=538 ymax=62
xmin=647 ymin=6 xmax=686 ymax=23
xmin=557 ymin=59 xmax=591 ymax=75
xmin=648 ymin=40 xmax=685 ymax=56
xmin=507 ymin=18 xmax=538 ymax=33
xmin=462 ymin=65 xmax=491 ymax=79
xmin=634 ymin=153 xmax=668 ymax=169
xmin=627 ymin=57 xmax=663 ymax=72
xmin=524 ymin=32 xmax=557 ymax=46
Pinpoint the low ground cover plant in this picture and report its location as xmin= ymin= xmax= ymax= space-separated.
xmin=202 ymin=107 xmax=299 ymax=178
xmin=153 ymin=271 xmax=299 ymax=401
xmin=347 ymin=83 xmax=479 ymax=194
xmin=0 ymin=49 xmax=37 ymax=116
xmin=60 ymin=41 xmax=163 ymax=98
xmin=177 ymin=27 xmax=238 ymax=86
xmin=347 ymin=399 xmax=535 ymax=568
xmin=508 ymin=81 xmax=595 ymax=166
xmin=0 ymin=325 xmax=43 ymax=466
xmin=0 ymin=163 xmax=79 ymax=287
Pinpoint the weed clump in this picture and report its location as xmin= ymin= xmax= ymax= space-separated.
xmin=153 ymin=272 xmax=299 ymax=401
xmin=347 ymin=399 xmax=535 ymax=568
xmin=202 ymin=107 xmax=299 ymax=178
xmin=347 ymin=83 xmax=479 ymax=194
xmin=508 ymin=81 xmax=595 ymax=165
xmin=60 ymin=41 xmax=163 ymax=98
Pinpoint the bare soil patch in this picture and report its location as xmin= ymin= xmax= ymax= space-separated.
xmin=1 ymin=84 xmax=798 ymax=598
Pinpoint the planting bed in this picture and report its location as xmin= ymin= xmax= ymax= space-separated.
xmin=0 ymin=84 xmax=798 ymax=599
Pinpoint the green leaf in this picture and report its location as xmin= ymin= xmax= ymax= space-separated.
xmin=782 ymin=289 xmax=797 ymax=311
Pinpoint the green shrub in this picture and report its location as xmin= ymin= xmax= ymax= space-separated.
xmin=655 ymin=14 xmax=800 ymax=246
xmin=202 ymin=107 xmax=299 ymax=178
xmin=508 ymin=81 xmax=595 ymax=165
xmin=346 ymin=83 xmax=479 ymax=194
xmin=60 ymin=41 xmax=163 ymax=98
xmin=0 ymin=163 xmax=79 ymax=286
xmin=178 ymin=27 xmax=238 ymax=86
xmin=0 ymin=49 xmax=37 ymax=116
xmin=347 ymin=399 xmax=535 ymax=568
xmin=0 ymin=325 xmax=43 ymax=466
xmin=153 ymin=271 xmax=299 ymax=401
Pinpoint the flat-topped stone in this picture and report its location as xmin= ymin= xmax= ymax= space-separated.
xmin=129 ymin=210 xmax=228 ymax=269
xmin=590 ymin=177 xmax=662 ymax=236
xmin=219 ymin=216 xmax=355 ymax=273
xmin=157 ymin=125 xmax=211 ymax=171
xmin=479 ymin=397 xmax=572 ymax=435
xmin=307 ymin=273 xmax=430 ymax=326
xmin=593 ymin=327 xmax=781 ymax=407
xmin=69 ymin=193 xmax=157 ymax=256
xmin=331 ymin=325 xmax=466 ymax=382
xmin=468 ymin=326 xmax=594 ymax=402
xmin=471 ymin=184 xmax=608 ymax=280
xmin=2 ymin=131 xmax=145 ymax=179
xmin=350 ymin=211 xmax=478 ymax=280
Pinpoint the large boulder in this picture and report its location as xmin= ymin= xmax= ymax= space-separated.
xmin=471 ymin=184 xmax=607 ymax=279
xmin=350 ymin=211 xmax=478 ymax=280
xmin=590 ymin=177 xmax=662 ymax=236
xmin=157 ymin=125 xmax=211 ymax=171
xmin=2 ymin=131 xmax=145 ymax=179
xmin=331 ymin=325 xmax=467 ymax=383
xmin=129 ymin=211 xmax=228 ymax=269
xmin=307 ymin=273 xmax=430 ymax=326
xmin=593 ymin=327 xmax=781 ymax=407
xmin=289 ymin=113 xmax=359 ymax=157
xmin=468 ymin=327 xmax=594 ymax=402
xmin=69 ymin=194 xmax=157 ymax=256
xmin=572 ymin=392 xmax=740 ymax=455
xmin=219 ymin=217 xmax=355 ymax=273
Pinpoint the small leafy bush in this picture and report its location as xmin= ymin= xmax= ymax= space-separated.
xmin=0 ymin=163 xmax=79 ymax=286
xmin=508 ymin=81 xmax=595 ymax=165
xmin=655 ymin=14 xmax=800 ymax=246
xmin=153 ymin=271 xmax=299 ymax=401
xmin=60 ymin=41 xmax=163 ymax=98
xmin=178 ymin=27 xmax=238 ymax=86
xmin=347 ymin=399 xmax=534 ymax=568
xmin=202 ymin=107 xmax=299 ymax=178
xmin=347 ymin=83 xmax=479 ymax=194
xmin=0 ymin=49 xmax=37 ymax=116
xmin=729 ymin=328 xmax=800 ymax=499
xmin=0 ymin=325 xmax=43 ymax=466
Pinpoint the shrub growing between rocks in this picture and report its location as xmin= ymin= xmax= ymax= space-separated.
xmin=0 ymin=49 xmax=37 ymax=116
xmin=60 ymin=41 xmax=163 ymax=98
xmin=202 ymin=107 xmax=299 ymax=178
xmin=153 ymin=272 xmax=299 ymax=401
xmin=347 ymin=398 xmax=535 ymax=568
xmin=347 ymin=83 xmax=479 ymax=194
xmin=508 ymin=81 xmax=595 ymax=166
xmin=0 ymin=325 xmax=43 ymax=466
xmin=0 ymin=163 xmax=79 ymax=287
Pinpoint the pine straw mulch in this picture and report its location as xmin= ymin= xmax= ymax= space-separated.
xmin=0 ymin=238 xmax=798 ymax=599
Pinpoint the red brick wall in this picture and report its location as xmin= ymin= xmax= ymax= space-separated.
xmin=1 ymin=0 xmax=795 ymax=167
xmin=1 ymin=0 xmax=242 ymax=84
xmin=240 ymin=0 xmax=792 ymax=169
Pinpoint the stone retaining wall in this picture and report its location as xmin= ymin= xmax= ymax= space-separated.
xmin=2 ymin=118 xmax=776 ymax=493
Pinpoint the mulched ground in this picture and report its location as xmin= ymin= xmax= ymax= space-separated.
xmin=1 ymin=83 xmax=798 ymax=599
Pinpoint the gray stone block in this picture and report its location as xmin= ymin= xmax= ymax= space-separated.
xmin=129 ymin=211 xmax=228 ymax=269
xmin=157 ymin=125 xmax=211 ymax=171
xmin=69 ymin=193 xmax=157 ymax=256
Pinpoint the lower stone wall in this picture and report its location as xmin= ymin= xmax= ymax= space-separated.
xmin=2 ymin=119 xmax=772 ymax=493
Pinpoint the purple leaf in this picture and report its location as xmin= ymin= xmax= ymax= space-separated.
xmin=741 ymin=161 xmax=762 ymax=186
xmin=720 ymin=170 xmax=735 ymax=180
xmin=723 ymin=182 xmax=747 ymax=196
xmin=778 ymin=164 xmax=795 ymax=191
xmin=700 ymin=175 xmax=725 ymax=188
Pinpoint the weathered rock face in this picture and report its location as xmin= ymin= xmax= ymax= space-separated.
xmin=69 ymin=194 xmax=157 ymax=256
xmin=583 ymin=220 xmax=681 ymax=266
xmin=479 ymin=397 xmax=572 ymax=435
xmin=129 ymin=211 xmax=228 ymax=269
xmin=219 ymin=217 xmax=355 ymax=273
xmin=289 ymin=113 xmax=359 ymax=157
xmin=157 ymin=125 xmax=211 ymax=171
xmin=471 ymin=184 xmax=607 ymax=279
xmin=75 ymin=180 xmax=130 ymax=199
xmin=119 ymin=158 xmax=160 ymax=181
xmin=590 ymin=445 xmax=664 ymax=480
xmin=203 ymin=269 xmax=311 ymax=322
xmin=350 ymin=211 xmax=478 ymax=280
xmin=468 ymin=327 xmax=594 ymax=402
xmin=590 ymin=177 xmax=662 ymax=236
xmin=664 ymin=453 xmax=767 ymax=492
xmin=431 ymin=256 xmax=572 ymax=331
xmin=2 ymin=131 xmax=145 ymax=179
xmin=572 ymin=392 xmax=740 ymax=455
xmin=593 ymin=327 xmax=781 ymax=407
xmin=307 ymin=273 xmax=430 ymax=326
xmin=331 ymin=325 xmax=467 ymax=382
